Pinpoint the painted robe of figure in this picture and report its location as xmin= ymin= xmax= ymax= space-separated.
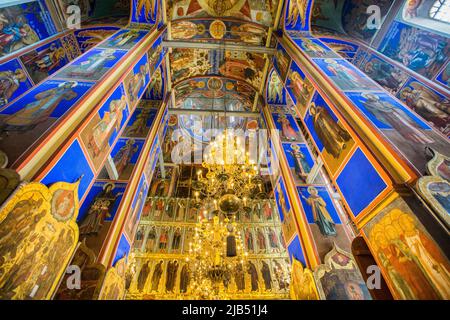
xmin=179 ymin=264 xmax=190 ymax=293
xmin=302 ymin=187 xmax=336 ymax=236
xmin=247 ymin=261 xmax=259 ymax=292
xmin=310 ymin=103 xmax=351 ymax=159
xmin=0 ymin=81 xmax=77 ymax=135
xmin=137 ymin=261 xmax=150 ymax=292
xmin=150 ymin=260 xmax=163 ymax=292
xmin=261 ymin=261 xmax=272 ymax=290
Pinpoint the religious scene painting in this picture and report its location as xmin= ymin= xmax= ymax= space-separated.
xmin=78 ymin=181 xmax=127 ymax=254
xmin=99 ymin=28 xmax=149 ymax=50
xmin=313 ymin=58 xmax=379 ymax=91
xmin=56 ymin=48 xmax=127 ymax=81
xmin=131 ymin=0 xmax=158 ymax=25
xmin=274 ymin=43 xmax=291 ymax=82
xmin=396 ymin=79 xmax=450 ymax=138
xmin=124 ymin=176 xmax=149 ymax=239
xmin=284 ymin=0 xmax=313 ymax=31
xmin=0 ymin=59 xmax=33 ymax=107
xmin=283 ymin=143 xmax=314 ymax=185
xmin=287 ymin=235 xmax=306 ymax=267
xmin=272 ymin=112 xmax=302 ymax=143
xmin=378 ymin=21 xmax=449 ymax=80
xmin=19 ymin=39 xmax=70 ymax=84
xmin=0 ymin=1 xmax=57 ymax=57
xmin=166 ymin=0 xmax=278 ymax=27
xmin=123 ymin=103 xmax=158 ymax=138
xmin=124 ymin=54 xmax=151 ymax=107
xmin=335 ymin=148 xmax=388 ymax=219
xmin=292 ymin=37 xmax=339 ymax=59
xmin=435 ymin=61 xmax=449 ymax=89
xmin=352 ymin=51 xmax=410 ymax=95
xmin=304 ymin=92 xmax=355 ymax=176
xmin=0 ymin=181 xmax=80 ymax=300
xmin=170 ymin=19 xmax=268 ymax=46
xmin=274 ymin=177 xmax=296 ymax=243
xmin=267 ymin=69 xmax=286 ymax=105
xmin=285 ymin=60 xmax=314 ymax=117
xmin=74 ymin=26 xmax=122 ymax=53
xmin=40 ymin=139 xmax=95 ymax=201
xmin=297 ymin=185 xmax=351 ymax=261
xmin=319 ymin=38 xmax=359 ymax=61
xmin=363 ymin=195 xmax=450 ymax=300
xmin=80 ymin=84 xmax=130 ymax=171
xmin=345 ymin=91 xmax=450 ymax=172
xmin=0 ymin=80 xmax=93 ymax=165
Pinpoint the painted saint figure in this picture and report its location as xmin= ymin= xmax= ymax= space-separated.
xmin=150 ymin=260 xmax=163 ymax=292
xmin=309 ymin=103 xmax=351 ymax=159
xmin=79 ymin=183 xmax=122 ymax=236
xmin=289 ymin=144 xmax=311 ymax=182
xmin=301 ymin=186 xmax=336 ymax=237
xmin=0 ymin=69 xmax=27 ymax=106
xmin=277 ymin=113 xmax=298 ymax=141
xmin=67 ymin=49 xmax=116 ymax=78
xmin=247 ymin=261 xmax=259 ymax=292
xmin=0 ymin=81 xmax=78 ymax=136
xmin=137 ymin=262 xmax=150 ymax=292
xmin=113 ymin=139 xmax=139 ymax=177
xmin=261 ymin=261 xmax=272 ymax=291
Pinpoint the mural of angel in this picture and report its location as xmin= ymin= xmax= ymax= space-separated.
xmin=268 ymin=71 xmax=283 ymax=103
xmin=286 ymin=0 xmax=309 ymax=28
xmin=135 ymin=0 xmax=156 ymax=23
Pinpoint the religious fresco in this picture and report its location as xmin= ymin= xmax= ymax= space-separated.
xmin=145 ymin=65 xmax=164 ymax=100
xmin=267 ymin=69 xmax=286 ymax=105
xmin=148 ymin=35 xmax=165 ymax=76
xmin=0 ymin=80 xmax=93 ymax=165
xmin=0 ymin=59 xmax=33 ymax=107
xmin=287 ymin=235 xmax=306 ymax=266
xmin=314 ymin=244 xmax=371 ymax=300
xmin=290 ymin=258 xmax=319 ymax=300
xmin=166 ymin=0 xmax=279 ymax=27
xmin=313 ymin=58 xmax=378 ymax=91
xmin=55 ymin=48 xmax=127 ymax=81
xmin=125 ymin=176 xmax=149 ymax=239
xmin=284 ymin=0 xmax=313 ymax=31
xmin=274 ymin=43 xmax=291 ymax=83
xmin=123 ymin=103 xmax=158 ymax=138
xmin=274 ymin=177 xmax=296 ymax=243
xmin=0 ymin=1 xmax=57 ymax=57
xmin=79 ymin=83 xmax=130 ymax=171
xmin=272 ymin=112 xmax=302 ymax=142
xmin=40 ymin=139 xmax=95 ymax=201
xmin=304 ymin=92 xmax=355 ymax=176
xmin=292 ymin=36 xmax=339 ymax=59
xmin=352 ymin=51 xmax=410 ymax=95
xmin=175 ymin=76 xmax=256 ymax=110
xmin=130 ymin=0 xmax=158 ymax=25
xmin=124 ymin=53 xmax=151 ymax=107
xmin=19 ymin=39 xmax=70 ymax=84
xmin=397 ymin=79 xmax=450 ymax=138
xmin=0 ymin=181 xmax=80 ymax=299
xmin=363 ymin=194 xmax=450 ymax=300
xmin=74 ymin=26 xmax=122 ymax=53
xmin=319 ymin=37 xmax=359 ymax=61
xmin=310 ymin=0 xmax=346 ymax=34
xmin=99 ymin=29 xmax=149 ymax=50
xmin=103 ymin=138 xmax=145 ymax=181
xmin=170 ymin=48 xmax=266 ymax=89
xmin=378 ymin=21 xmax=449 ymax=80
xmin=54 ymin=240 xmax=106 ymax=300
xmin=283 ymin=143 xmax=314 ymax=185
xmin=335 ymin=147 xmax=388 ymax=219
xmin=285 ymin=59 xmax=314 ymax=117
xmin=345 ymin=91 xmax=450 ymax=172
xmin=297 ymin=185 xmax=352 ymax=261
xmin=98 ymin=256 xmax=127 ymax=300
xmin=170 ymin=19 xmax=268 ymax=46
xmin=435 ymin=61 xmax=449 ymax=89
xmin=78 ymin=181 xmax=126 ymax=254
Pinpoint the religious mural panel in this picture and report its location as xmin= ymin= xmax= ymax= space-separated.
xmin=99 ymin=28 xmax=149 ymax=50
xmin=0 ymin=59 xmax=33 ymax=107
xmin=274 ymin=43 xmax=291 ymax=83
xmin=283 ymin=142 xmax=314 ymax=185
xmin=267 ymin=69 xmax=286 ymax=105
xmin=131 ymin=0 xmax=159 ymax=26
xmin=292 ymin=36 xmax=340 ymax=59
xmin=285 ymin=59 xmax=314 ymax=117
xmin=124 ymin=53 xmax=151 ymax=108
xmin=435 ymin=61 xmax=449 ymax=90
xmin=74 ymin=26 xmax=122 ymax=53
xmin=284 ymin=0 xmax=313 ymax=31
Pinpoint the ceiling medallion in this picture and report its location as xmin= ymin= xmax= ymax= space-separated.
xmin=209 ymin=20 xmax=227 ymax=39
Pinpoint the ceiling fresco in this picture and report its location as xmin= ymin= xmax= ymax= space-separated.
xmin=166 ymin=0 xmax=280 ymax=27
xmin=169 ymin=48 xmax=266 ymax=89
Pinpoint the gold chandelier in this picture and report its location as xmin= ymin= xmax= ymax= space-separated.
xmin=187 ymin=215 xmax=247 ymax=299
xmin=192 ymin=128 xmax=266 ymax=216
